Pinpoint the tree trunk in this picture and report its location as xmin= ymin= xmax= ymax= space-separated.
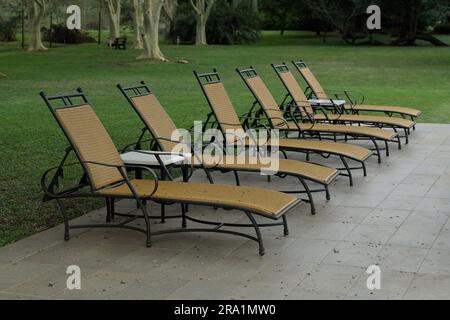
xmin=138 ymin=0 xmax=167 ymax=61
xmin=195 ymin=14 xmax=207 ymax=45
xmin=251 ymin=0 xmax=258 ymax=14
xmin=191 ymin=0 xmax=215 ymax=46
xmin=105 ymin=0 xmax=121 ymax=42
xmin=132 ymin=0 xmax=143 ymax=49
xmin=26 ymin=0 xmax=47 ymax=51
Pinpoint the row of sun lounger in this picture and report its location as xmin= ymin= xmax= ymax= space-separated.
xmin=40 ymin=60 xmax=422 ymax=255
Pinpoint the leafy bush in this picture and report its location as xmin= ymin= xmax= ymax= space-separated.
xmin=168 ymin=0 xmax=260 ymax=45
xmin=42 ymin=23 xmax=96 ymax=44
xmin=0 ymin=16 xmax=19 ymax=42
xmin=434 ymin=24 xmax=450 ymax=34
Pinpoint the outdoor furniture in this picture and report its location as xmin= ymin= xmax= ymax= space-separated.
xmin=268 ymin=63 xmax=416 ymax=143
xmin=117 ymin=82 xmax=339 ymax=215
xmin=292 ymin=60 xmax=422 ymax=122
xmin=39 ymin=88 xmax=302 ymax=256
xmin=194 ymin=69 xmax=373 ymax=188
xmin=268 ymin=63 xmax=401 ymax=163
xmin=109 ymin=37 xmax=127 ymax=50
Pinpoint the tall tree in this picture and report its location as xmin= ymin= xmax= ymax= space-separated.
xmin=190 ymin=0 xmax=215 ymax=45
xmin=25 ymin=0 xmax=47 ymax=51
xmin=162 ymin=0 xmax=178 ymax=35
xmin=251 ymin=0 xmax=258 ymax=14
xmin=132 ymin=0 xmax=143 ymax=49
xmin=138 ymin=0 xmax=167 ymax=61
xmin=105 ymin=0 xmax=121 ymax=42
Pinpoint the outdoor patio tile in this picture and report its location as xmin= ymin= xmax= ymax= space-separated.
xmin=277 ymin=238 xmax=338 ymax=263
xmin=432 ymin=231 xmax=450 ymax=251
xmin=426 ymin=182 xmax=450 ymax=198
xmin=392 ymin=183 xmax=432 ymax=197
xmin=388 ymin=227 xmax=440 ymax=249
xmin=0 ymin=225 xmax=68 ymax=263
xmin=344 ymin=224 xmax=397 ymax=245
xmin=415 ymin=197 xmax=450 ymax=213
xmin=399 ymin=210 xmax=448 ymax=231
xmin=3 ymin=265 xmax=98 ymax=299
xmin=54 ymin=270 xmax=144 ymax=299
xmin=295 ymin=221 xmax=357 ymax=241
xmin=167 ymin=278 xmax=245 ymax=300
xmin=149 ymin=252 xmax=238 ymax=282
xmin=185 ymin=233 xmax=249 ymax=256
xmin=376 ymin=245 xmax=429 ymax=273
xmin=419 ymin=249 xmax=450 ymax=275
xmin=289 ymin=264 xmax=364 ymax=299
xmin=227 ymin=235 xmax=296 ymax=260
xmin=107 ymin=274 xmax=189 ymax=300
xmin=103 ymin=247 xmax=182 ymax=275
xmin=340 ymin=194 xmax=386 ymax=208
xmin=345 ymin=270 xmax=415 ymax=300
xmin=404 ymin=274 xmax=450 ymax=300
xmin=361 ymin=208 xmax=410 ymax=227
xmin=401 ymin=174 xmax=440 ymax=187
xmin=377 ymin=194 xmax=423 ymax=211
xmin=22 ymin=241 xmax=141 ymax=271
xmin=0 ymin=261 xmax=59 ymax=291
xmin=0 ymin=291 xmax=48 ymax=300
xmin=324 ymin=206 xmax=375 ymax=224
xmin=322 ymin=241 xmax=383 ymax=268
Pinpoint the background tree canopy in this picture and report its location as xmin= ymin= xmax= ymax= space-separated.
xmin=0 ymin=0 xmax=448 ymax=53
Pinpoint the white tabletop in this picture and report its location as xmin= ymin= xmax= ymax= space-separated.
xmin=309 ymin=99 xmax=346 ymax=106
xmin=120 ymin=151 xmax=191 ymax=166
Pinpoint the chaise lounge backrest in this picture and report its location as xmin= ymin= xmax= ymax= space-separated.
xmin=41 ymin=90 xmax=125 ymax=190
xmin=271 ymin=63 xmax=315 ymax=117
xmin=292 ymin=60 xmax=328 ymax=100
xmin=237 ymin=67 xmax=288 ymax=129
xmin=194 ymin=70 xmax=245 ymax=143
xmin=117 ymin=82 xmax=179 ymax=152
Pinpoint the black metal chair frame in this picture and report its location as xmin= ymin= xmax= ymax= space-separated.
xmin=192 ymin=69 xmax=345 ymax=215
xmin=39 ymin=88 xmax=300 ymax=255
xmin=117 ymin=81 xmax=330 ymax=215
xmin=270 ymin=63 xmax=403 ymax=164
xmin=236 ymin=66 xmax=373 ymax=187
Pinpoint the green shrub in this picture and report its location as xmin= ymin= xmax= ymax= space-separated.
xmin=43 ymin=24 xmax=96 ymax=44
xmin=0 ymin=16 xmax=19 ymax=42
xmin=434 ymin=24 xmax=450 ymax=34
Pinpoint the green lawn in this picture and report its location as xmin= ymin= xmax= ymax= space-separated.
xmin=1 ymin=31 xmax=450 ymax=246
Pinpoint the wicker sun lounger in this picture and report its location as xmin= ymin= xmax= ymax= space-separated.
xmin=268 ymin=63 xmax=401 ymax=161
xmin=194 ymin=69 xmax=373 ymax=187
xmin=117 ymin=81 xmax=339 ymax=215
xmin=292 ymin=60 xmax=422 ymax=122
xmin=39 ymin=88 xmax=301 ymax=255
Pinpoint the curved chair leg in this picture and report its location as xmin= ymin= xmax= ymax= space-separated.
xmin=56 ymin=199 xmax=70 ymax=241
xmin=297 ymin=177 xmax=316 ymax=215
xmin=137 ymin=199 xmax=152 ymax=247
xmin=340 ymin=156 xmax=354 ymax=187
xmin=371 ymin=138 xmax=382 ymax=164
xmin=245 ymin=211 xmax=265 ymax=256
xmin=282 ymin=215 xmax=289 ymax=236
xmin=362 ymin=161 xmax=367 ymax=177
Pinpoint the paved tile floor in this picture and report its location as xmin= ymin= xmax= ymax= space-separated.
xmin=1 ymin=124 xmax=450 ymax=300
